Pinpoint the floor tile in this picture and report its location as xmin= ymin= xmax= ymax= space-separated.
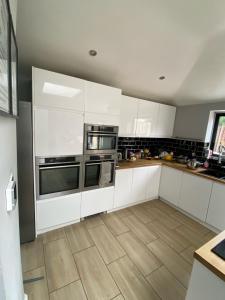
xmin=23 ymin=266 xmax=49 ymax=300
xmin=65 ymin=222 xmax=94 ymax=253
xmin=112 ymin=295 xmax=124 ymax=300
xmin=88 ymin=225 xmax=125 ymax=264
xmin=129 ymin=205 xmax=156 ymax=224
xmin=101 ymin=213 xmax=129 ymax=236
xmin=147 ymin=220 xmax=190 ymax=252
xmin=113 ymin=208 xmax=132 ymax=218
xmin=175 ymin=225 xmax=207 ymax=248
xmin=49 ymin=281 xmax=87 ymax=300
xmin=44 ymin=238 xmax=79 ymax=292
xmin=108 ymin=256 xmax=160 ymax=300
xmin=180 ymin=246 xmax=196 ymax=264
xmin=84 ymin=215 xmax=104 ymax=229
xmin=117 ymin=232 xmax=162 ymax=276
xmin=74 ymin=246 xmax=119 ymax=300
xmin=41 ymin=228 xmax=66 ymax=244
xmin=148 ymin=239 xmax=192 ymax=288
xmin=21 ymin=238 xmax=44 ymax=272
xmin=146 ymin=266 xmax=186 ymax=300
xmin=123 ymin=215 xmax=157 ymax=244
xmin=146 ymin=207 xmax=181 ymax=229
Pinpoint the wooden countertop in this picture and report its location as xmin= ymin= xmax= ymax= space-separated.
xmin=116 ymin=159 xmax=225 ymax=185
xmin=194 ymin=230 xmax=225 ymax=281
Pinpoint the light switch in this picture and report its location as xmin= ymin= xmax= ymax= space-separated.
xmin=6 ymin=175 xmax=17 ymax=212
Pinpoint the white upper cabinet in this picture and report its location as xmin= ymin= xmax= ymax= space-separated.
xmin=206 ymin=183 xmax=225 ymax=231
xmin=33 ymin=67 xmax=85 ymax=111
xmin=178 ymin=173 xmax=213 ymax=222
xmin=155 ymin=104 xmax=176 ymax=137
xmin=34 ymin=107 xmax=83 ymax=156
xmin=159 ymin=166 xmax=183 ymax=206
xmin=84 ymin=112 xmax=120 ymax=126
xmin=119 ymin=95 xmax=138 ymax=137
xmin=85 ymin=81 xmax=121 ymax=115
xmin=136 ymin=100 xmax=159 ymax=137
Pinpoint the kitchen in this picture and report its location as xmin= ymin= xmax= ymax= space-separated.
xmin=1 ymin=1 xmax=225 ymax=300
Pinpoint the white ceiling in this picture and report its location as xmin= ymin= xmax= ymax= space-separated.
xmin=17 ymin=0 xmax=225 ymax=106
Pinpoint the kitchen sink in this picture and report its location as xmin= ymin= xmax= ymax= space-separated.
xmin=199 ymin=169 xmax=225 ymax=180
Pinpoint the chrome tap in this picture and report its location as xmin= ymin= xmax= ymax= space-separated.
xmin=218 ymin=144 xmax=225 ymax=164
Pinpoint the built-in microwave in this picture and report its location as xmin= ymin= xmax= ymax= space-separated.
xmin=35 ymin=155 xmax=82 ymax=200
xmin=84 ymin=124 xmax=118 ymax=155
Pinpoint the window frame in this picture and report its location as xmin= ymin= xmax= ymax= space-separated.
xmin=210 ymin=113 xmax=225 ymax=156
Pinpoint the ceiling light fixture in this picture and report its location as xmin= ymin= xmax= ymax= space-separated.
xmin=89 ymin=49 xmax=97 ymax=56
xmin=159 ymin=76 xmax=166 ymax=80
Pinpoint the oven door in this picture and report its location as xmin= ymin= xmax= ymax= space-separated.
xmin=37 ymin=163 xmax=81 ymax=200
xmin=83 ymin=160 xmax=115 ymax=191
xmin=85 ymin=133 xmax=118 ymax=154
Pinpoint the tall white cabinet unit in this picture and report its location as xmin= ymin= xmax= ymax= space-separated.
xmin=34 ymin=107 xmax=83 ymax=156
xmin=84 ymin=81 xmax=121 ymax=126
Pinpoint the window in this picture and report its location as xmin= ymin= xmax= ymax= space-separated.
xmin=211 ymin=113 xmax=225 ymax=154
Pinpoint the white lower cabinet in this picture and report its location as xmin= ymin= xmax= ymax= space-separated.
xmin=81 ymin=187 xmax=114 ymax=218
xmin=146 ymin=165 xmax=161 ymax=200
xmin=36 ymin=193 xmax=81 ymax=232
xmin=206 ymin=183 xmax=225 ymax=231
xmin=114 ymin=169 xmax=133 ymax=208
xmin=159 ymin=166 xmax=183 ymax=206
xmin=132 ymin=167 xmax=150 ymax=203
xmin=178 ymin=173 xmax=213 ymax=221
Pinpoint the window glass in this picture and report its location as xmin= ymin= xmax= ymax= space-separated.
xmin=213 ymin=115 xmax=225 ymax=154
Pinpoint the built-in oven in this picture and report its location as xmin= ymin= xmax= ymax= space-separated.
xmin=35 ymin=156 xmax=82 ymax=200
xmin=83 ymin=153 xmax=117 ymax=191
xmin=84 ymin=124 xmax=118 ymax=155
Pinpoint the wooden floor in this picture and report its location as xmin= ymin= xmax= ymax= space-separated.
xmin=21 ymin=199 xmax=216 ymax=300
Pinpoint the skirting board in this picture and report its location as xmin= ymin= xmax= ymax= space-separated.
xmin=36 ymin=218 xmax=80 ymax=235
xmin=109 ymin=196 xmax=157 ymax=213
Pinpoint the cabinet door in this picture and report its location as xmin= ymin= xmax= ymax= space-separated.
xmin=34 ymin=107 xmax=83 ymax=156
xmin=178 ymin=173 xmax=212 ymax=221
xmin=84 ymin=112 xmax=119 ymax=126
xmin=119 ymin=95 xmax=138 ymax=137
xmin=155 ymin=104 xmax=176 ymax=137
xmin=159 ymin=166 xmax=183 ymax=206
xmin=136 ymin=100 xmax=159 ymax=137
xmin=81 ymin=187 xmax=114 ymax=217
xmin=36 ymin=193 xmax=81 ymax=232
xmin=33 ymin=67 xmax=85 ymax=111
xmin=114 ymin=169 xmax=133 ymax=208
xmin=85 ymin=81 xmax=121 ymax=115
xmin=206 ymin=183 xmax=225 ymax=231
xmin=146 ymin=166 xmax=161 ymax=200
xmin=132 ymin=167 xmax=150 ymax=203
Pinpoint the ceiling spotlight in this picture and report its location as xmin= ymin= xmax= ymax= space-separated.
xmin=159 ymin=76 xmax=166 ymax=80
xmin=89 ymin=49 xmax=97 ymax=56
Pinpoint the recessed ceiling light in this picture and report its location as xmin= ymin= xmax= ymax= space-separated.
xmin=159 ymin=76 xmax=166 ymax=80
xmin=89 ymin=49 xmax=97 ymax=56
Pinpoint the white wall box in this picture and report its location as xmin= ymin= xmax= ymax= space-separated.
xmin=119 ymin=95 xmax=138 ymax=137
xmin=34 ymin=107 xmax=83 ymax=156
xmin=114 ymin=169 xmax=133 ymax=208
xmin=81 ymin=187 xmax=114 ymax=218
xmin=155 ymin=104 xmax=176 ymax=137
xmin=85 ymin=81 xmax=121 ymax=115
xmin=36 ymin=193 xmax=81 ymax=232
xmin=206 ymin=183 xmax=225 ymax=231
xmin=178 ymin=173 xmax=213 ymax=221
xmin=159 ymin=166 xmax=183 ymax=206
xmin=33 ymin=67 xmax=85 ymax=111
xmin=136 ymin=100 xmax=159 ymax=137
xmin=146 ymin=165 xmax=161 ymax=200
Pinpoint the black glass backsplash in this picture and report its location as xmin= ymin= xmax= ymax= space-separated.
xmin=118 ymin=137 xmax=209 ymax=160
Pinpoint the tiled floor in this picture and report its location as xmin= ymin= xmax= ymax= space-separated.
xmin=21 ymin=199 xmax=216 ymax=300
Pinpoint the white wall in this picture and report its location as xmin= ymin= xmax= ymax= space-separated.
xmin=0 ymin=0 xmax=24 ymax=299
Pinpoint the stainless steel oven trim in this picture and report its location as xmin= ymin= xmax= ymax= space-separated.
xmin=82 ymin=155 xmax=116 ymax=191
xmin=35 ymin=156 xmax=83 ymax=200
xmin=84 ymin=123 xmax=118 ymax=155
